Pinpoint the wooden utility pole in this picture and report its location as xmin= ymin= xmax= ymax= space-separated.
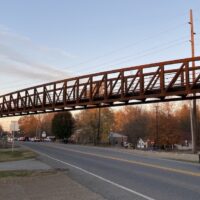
xmin=97 ymin=107 xmax=101 ymax=145
xmin=155 ymin=105 xmax=159 ymax=147
xmin=189 ymin=9 xmax=197 ymax=153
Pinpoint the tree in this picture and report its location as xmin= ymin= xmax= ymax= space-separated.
xmin=175 ymin=104 xmax=191 ymax=141
xmin=40 ymin=113 xmax=55 ymax=136
xmin=52 ymin=112 xmax=74 ymax=139
xmin=113 ymin=103 xmax=184 ymax=148
xmin=18 ymin=113 xmax=55 ymax=138
xmin=114 ymin=106 xmax=150 ymax=145
xmin=146 ymin=103 xmax=181 ymax=148
xmin=0 ymin=124 xmax=3 ymax=133
xmin=75 ymin=109 xmax=98 ymax=144
xmin=158 ymin=103 xmax=180 ymax=146
xmin=75 ymin=108 xmax=114 ymax=144
xmin=18 ymin=115 xmax=38 ymax=137
xmin=99 ymin=108 xmax=114 ymax=143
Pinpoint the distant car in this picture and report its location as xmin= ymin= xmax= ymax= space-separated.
xmin=34 ymin=137 xmax=41 ymax=142
xmin=44 ymin=137 xmax=52 ymax=142
xmin=18 ymin=137 xmax=25 ymax=141
xmin=29 ymin=137 xmax=35 ymax=142
xmin=24 ymin=137 xmax=29 ymax=141
xmin=123 ymin=142 xmax=133 ymax=149
xmin=7 ymin=137 xmax=13 ymax=142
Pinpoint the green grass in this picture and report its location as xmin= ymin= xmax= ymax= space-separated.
xmin=0 ymin=170 xmax=60 ymax=178
xmin=0 ymin=170 xmax=35 ymax=178
xmin=0 ymin=149 xmax=37 ymax=162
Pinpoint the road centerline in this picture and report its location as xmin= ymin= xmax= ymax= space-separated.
xmin=26 ymin=146 xmax=156 ymax=200
xmin=42 ymin=143 xmax=200 ymax=177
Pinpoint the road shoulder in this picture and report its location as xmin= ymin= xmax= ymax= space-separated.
xmin=0 ymin=170 xmax=106 ymax=200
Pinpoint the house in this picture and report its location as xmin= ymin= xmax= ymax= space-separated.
xmin=137 ymin=138 xmax=149 ymax=149
xmin=108 ymin=132 xmax=127 ymax=146
xmin=174 ymin=140 xmax=192 ymax=150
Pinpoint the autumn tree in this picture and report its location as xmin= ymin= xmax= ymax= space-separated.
xmin=18 ymin=113 xmax=55 ymax=138
xmin=155 ymin=103 xmax=180 ymax=147
xmin=99 ymin=108 xmax=114 ymax=143
xmin=18 ymin=115 xmax=38 ymax=137
xmin=114 ymin=108 xmax=127 ymax=132
xmin=175 ymin=104 xmax=191 ymax=142
xmin=113 ymin=103 xmax=187 ymax=148
xmin=52 ymin=112 xmax=74 ymax=139
xmin=75 ymin=109 xmax=98 ymax=144
xmin=113 ymin=106 xmax=150 ymax=145
xmin=75 ymin=108 xmax=114 ymax=144
xmin=40 ymin=113 xmax=55 ymax=136
xmin=0 ymin=124 xmax=3 ymax=133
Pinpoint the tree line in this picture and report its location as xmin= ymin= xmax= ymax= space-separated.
xmin=16 ymin=102 xmax=200 ymax=147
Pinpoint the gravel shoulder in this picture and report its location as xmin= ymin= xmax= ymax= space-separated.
xmin=0 ymin=158 xmax=51 ymax=171
xmin=0 ymin=146 xmax=106 ymax=200
xmin=0 ymin=170 xmax=106 ymax=200
xmin=123 ymin=149 xmax=200 ymax=163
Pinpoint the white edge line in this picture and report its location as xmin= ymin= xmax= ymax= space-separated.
xmin=30 ymin=147 xmax=156 ymax=200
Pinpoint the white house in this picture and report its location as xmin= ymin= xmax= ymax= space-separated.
xmin=137 ymin=138 xmax=148 ymax=149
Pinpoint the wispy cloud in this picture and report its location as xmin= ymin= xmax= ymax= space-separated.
xmin=0 ymin=25 xmax=75 ymax=83
xmin=0 ymin=44 xmax=68 ymax=80
xmin=39 ymin=46 xmax=76 ymax=59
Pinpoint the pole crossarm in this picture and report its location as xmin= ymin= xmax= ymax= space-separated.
xmin=1 ymin=56 xmax=200 ymax=118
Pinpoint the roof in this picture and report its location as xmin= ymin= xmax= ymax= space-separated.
xmin=109 ymin=132 xmax=127 ymax=138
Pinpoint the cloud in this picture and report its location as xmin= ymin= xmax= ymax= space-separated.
xmin=0 ymin=44 xmax=68 ymax=79
xmin=38 ymin=46 xmax=76 ymax=59
xmin=0 ymin=25 xmax=75 ymax=83
xmin=1 ymin=61 xmax=66 ymax=81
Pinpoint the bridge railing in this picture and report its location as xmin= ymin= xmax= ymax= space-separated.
xmin=1 ymin=56 xmax=200 ymax=117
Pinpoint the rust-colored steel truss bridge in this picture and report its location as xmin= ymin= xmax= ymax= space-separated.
xmin=1 ymin=56 xmax=200 ymax=118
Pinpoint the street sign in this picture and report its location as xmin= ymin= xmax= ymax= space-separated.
xmin=10 ymin=121 xmax=19 ymax=152
xmin=41 ymin=131 xmax=47 ymax=138
xmin=10 ymin=121 xmax=19 ymax=132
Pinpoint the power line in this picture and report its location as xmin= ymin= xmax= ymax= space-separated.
xmin=102 ymin=41 xmax=189 ymax=70
xmin=0 ymin=13 xmax=192 ymax=92
xmin=0 ymin=38 xmax=189 ymax=94
xmin=0 ymin=23 xmax=189 ymax=89
xmin=64 ymin=22 xmax=188 ymax=71
xmin=0 ymin=38 xmax=190 ymax=93
xmin=73 ymin=37 xmax=189 ymax=74
xmin=76 ymin=38 xmax=188 ymax=73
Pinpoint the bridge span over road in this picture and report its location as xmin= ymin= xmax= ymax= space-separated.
xmin=1 ymin=56 xmax=200 ymax=117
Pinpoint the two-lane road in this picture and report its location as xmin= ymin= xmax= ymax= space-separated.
xmin=21 ymin=142 xmax=200 ymax=200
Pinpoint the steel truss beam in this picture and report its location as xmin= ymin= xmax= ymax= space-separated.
xmin=1 ymin=56 xmax=200 ymax=118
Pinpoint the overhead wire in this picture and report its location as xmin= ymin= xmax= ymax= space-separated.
xmin=99 ymin=40 xmax=189 ymax=71
xmin=0 ymin=12 xmax=193 ymax=92
xmin=0 ymin=39 xmax=189 ymax=93
xmin=64 ymin=22 xmax=188 ymax=71
xmin=0 ymin=38 xmax=190 ymax=92
xmin=73 ymin=36 xmax=190 ymax=74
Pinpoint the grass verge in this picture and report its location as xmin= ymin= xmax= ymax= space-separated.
xmin=0 ymin=170 xmax=59 ymax=178
xmin=0 ymin=170 xmax=35 ymax=178
xmin=0 ymin=149 xmax=37 ymax=162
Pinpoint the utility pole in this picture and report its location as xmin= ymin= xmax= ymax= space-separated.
xmin=97 ymin=107 xmax=101 ymax=145
xmin=155 ymin=105 xmax=159 ymax=148
xmin=189 ymin=9 xmax=197 ymax=153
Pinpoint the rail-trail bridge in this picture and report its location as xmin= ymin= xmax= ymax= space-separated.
xmin=1 ymin=56 xmax=200 ymax=118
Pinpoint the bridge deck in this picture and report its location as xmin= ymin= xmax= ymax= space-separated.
xmin=1 ymin=56 xmax=200 ymax=117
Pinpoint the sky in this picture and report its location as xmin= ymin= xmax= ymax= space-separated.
xmin=0 ymin=0 xmax=200 ymax=130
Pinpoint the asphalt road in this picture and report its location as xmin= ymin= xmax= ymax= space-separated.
xmin=21 ymin=142 xmax=200 ymax=200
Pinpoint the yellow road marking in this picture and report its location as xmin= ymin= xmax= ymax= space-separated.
xmin=44 ymin=144 xmax=200 ymax=177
